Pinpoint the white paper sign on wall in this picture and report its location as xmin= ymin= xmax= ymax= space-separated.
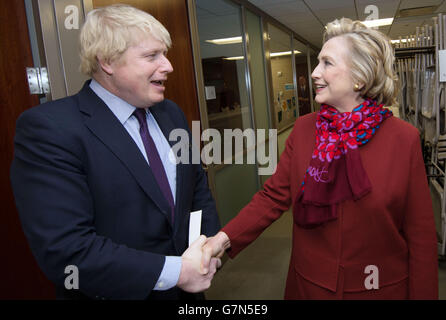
xmin=205 ymin=86 xmax=216 ymax=100
xmin=439 ymin=50 xmax=446 ymax=82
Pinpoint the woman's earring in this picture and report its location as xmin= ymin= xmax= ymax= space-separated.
xmin=354 ymin=83 xmax=361 ymax=91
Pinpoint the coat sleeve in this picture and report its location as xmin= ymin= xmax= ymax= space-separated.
xmin=402 ymin=131 xmax=438 ymax=299
xmin=10 ymin=109 xmax=166 ymax=300
xmin=222 ymin=125 xmax=296 ymax=257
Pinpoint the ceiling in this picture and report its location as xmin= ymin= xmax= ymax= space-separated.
xmin=195 ymin=0 xmax=312 ymax=59
xmin=247 ymin=0 xmax=446 ymax=49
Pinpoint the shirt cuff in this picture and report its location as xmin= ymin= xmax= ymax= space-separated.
xmin=153 ymin=256 xmax=182 ymax=291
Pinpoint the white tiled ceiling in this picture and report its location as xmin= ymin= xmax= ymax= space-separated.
xmin=248 ymin=0 xmax=446 ymax=48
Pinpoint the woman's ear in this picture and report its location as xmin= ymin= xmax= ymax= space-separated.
xmin=353 ymin=83 xmax=365 ymax=92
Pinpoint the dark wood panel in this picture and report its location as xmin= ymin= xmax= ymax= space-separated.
xmin=0 ymin=1 xmax=55 ymax=299
xmin=93 ymin=0 xmax=200 ymax=129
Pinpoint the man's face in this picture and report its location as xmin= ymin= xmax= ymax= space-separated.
xmin=107 ymin=34 xmax=173 ymax=108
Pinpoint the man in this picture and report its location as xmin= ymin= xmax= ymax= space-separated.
xmin=10 ymin=4 xmax=220 ymax=300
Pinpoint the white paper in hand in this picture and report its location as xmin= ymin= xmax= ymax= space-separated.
xmin=188 ymin=210 xmax=202 ymax=247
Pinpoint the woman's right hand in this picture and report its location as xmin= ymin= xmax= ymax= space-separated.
xmin=201 ymin=231 xmax=231 ymax=274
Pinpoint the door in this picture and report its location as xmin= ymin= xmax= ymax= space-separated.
xmin=0 ymin=0 xmax=54 ymax=299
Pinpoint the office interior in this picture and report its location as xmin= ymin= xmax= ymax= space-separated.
xmin=1 ymin=0 xmax=445 ymax=299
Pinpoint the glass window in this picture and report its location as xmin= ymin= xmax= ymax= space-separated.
xmin=245 ymin=10 xmax=272 ymax=186
xmin=293 ymin=39 xmax=311 ymax=116
xmin=195 ymin=0 xmax=258 ymax=224
xmin=309 ymin=47 xmax=320 ymax=112
xmin=246 ymin=9 xmax=270 ymax=130
xmin=267 ymin=23 xmax=296 ymax=131
xmin=196 ymin=0 xmax=252 ymax=134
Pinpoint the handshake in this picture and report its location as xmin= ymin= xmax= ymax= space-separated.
xmin=177 ymin=231 xmax=231 ymax=293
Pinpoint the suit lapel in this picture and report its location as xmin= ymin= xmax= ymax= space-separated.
xmin=77 ymin=82 xmax=173 ymax=223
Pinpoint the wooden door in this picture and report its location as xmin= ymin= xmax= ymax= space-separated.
xmin=0 ymin=1 xmax=55 ymax=299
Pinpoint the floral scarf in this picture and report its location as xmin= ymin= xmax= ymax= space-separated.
xmin=293 ymin=98 xmax=393 ymax=228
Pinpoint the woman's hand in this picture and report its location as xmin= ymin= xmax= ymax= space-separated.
xmin=201 ymin=231 xmax=231 ymax=274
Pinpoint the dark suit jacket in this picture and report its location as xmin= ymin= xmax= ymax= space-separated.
xmin=222 ymin=113 xmax=438 ymax=299
xmin=10 ymin=81 xmax=220 ymax=300
xmin=298 ymin=85 xmax=311 ymax=116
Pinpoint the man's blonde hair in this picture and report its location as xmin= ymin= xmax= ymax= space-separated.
xmin=79 ymin=4 xmax=172 ymax=76
xmin=324 ymin=18 xmax=398 ymax=106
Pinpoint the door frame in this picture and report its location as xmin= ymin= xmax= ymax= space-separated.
xmin=26 ymin=0 xmax=93 ymax=102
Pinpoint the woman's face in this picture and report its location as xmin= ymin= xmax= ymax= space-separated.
xmin=311 ymin=36 xmax=363 ymax=112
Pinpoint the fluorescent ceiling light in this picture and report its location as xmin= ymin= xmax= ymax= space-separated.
xmin=270 ymin=50 xmax=301 ymax=57
xmin=362 ymin=18 xmax=394 ymax=28
xmin=206 ymin=36 xmax=242 ymax=45
xmin=223 ymin=50 xmax=301 ymax=60
xmin=223 ymin=56 xmax=244 ymax=60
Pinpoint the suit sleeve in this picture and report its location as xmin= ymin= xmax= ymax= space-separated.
xmin=10 ymin=110 xmax=166 ymax=300
xmin=222 ymin=125 xmax=295 ymax=257
xmin=402 ymin=132 xmax=438 ymax=299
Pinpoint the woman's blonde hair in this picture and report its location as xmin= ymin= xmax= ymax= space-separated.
xmin=323 ymin=18 xmax=398 ymax=106
xmin=79 ymin=4 xmax=172 ymax=76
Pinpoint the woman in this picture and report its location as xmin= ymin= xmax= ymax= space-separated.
xmin=202 ymin=18 xmax=438 ymax=299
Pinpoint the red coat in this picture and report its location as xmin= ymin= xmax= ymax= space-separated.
xmin=222 ymin=113 xmax=438 ymax=299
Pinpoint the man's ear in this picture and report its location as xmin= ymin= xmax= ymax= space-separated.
xmin=97 ymin=56 xmax=114 ymax=75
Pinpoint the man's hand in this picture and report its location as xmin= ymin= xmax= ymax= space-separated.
xmin=177 ymin=235 xmax=221 ymax=293
xmin=201 ymin=231 xmax=231 ymax=274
